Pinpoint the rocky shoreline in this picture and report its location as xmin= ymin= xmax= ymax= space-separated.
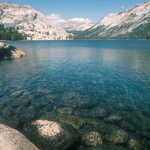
xmin=0 ymin=42 xmax=25 ymax=61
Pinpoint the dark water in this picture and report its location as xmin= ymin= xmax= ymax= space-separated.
xmin=0 ymin=40 xmax=150 ymax=149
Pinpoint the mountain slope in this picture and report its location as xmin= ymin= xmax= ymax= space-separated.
xmin=75 ymin=0 xmax=150 ymax=40
xmin=0 ymin=2 xmax=71 ymax=40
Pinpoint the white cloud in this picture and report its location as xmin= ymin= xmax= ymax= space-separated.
xmin=47 ymin=13 xmax=65 ymax=23
xmin=47 ymin=13 xmax=92 ymax=24
xmin=47 ymin=13 xmax=60 ymax=20
xmin=68 ymin=18 xmax=91 ymax=23
xmin=47 ymin=13 xmax=94 ymax=31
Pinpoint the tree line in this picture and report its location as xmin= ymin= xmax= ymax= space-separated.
xmin=0 ymin=24 xmax=27 ymax=40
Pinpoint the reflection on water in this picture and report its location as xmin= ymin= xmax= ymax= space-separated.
xmin=102 ymin=49 xmax=150 ymax=75
xmin=0 ymin=40 xmax=150 ymax=149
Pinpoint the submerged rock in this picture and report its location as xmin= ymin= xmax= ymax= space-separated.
xmin=23 ymin=119 xmax=79 ymax=150
xmin=0 ymin=123 xmax=39 ymax=150
xmin=78 ymin=144 xmax=128 ymax=150
xmin=56 ymin=107 xmax=73 ymax=115
xmin=11 ymin=90 xmax=24 ymax=97
xmin=128 ymin=138 xmax=142 ymax=150
xmin=81 ymin=131 xmax=103 ymax=147
xmin=105 ymin=114 xmax=122 ymax=123
xmin=0 ymin=42 xmax=25 ymax=61
xmin=40 ymin=112 xmax=86 ymax=129
xmin=74 ymin=108 xmax=107 ymax=119
xmin=81 ymin=118 xmax=119 ymax=136
xmin=119 ymin=120 xmax=135 ymax=131
xmin=105 ymin=129 xmax=128 ymax=144
xmin=90 ymin=108 xmax=107 ymax=118
xmin=61 ymin=92 xmax=97 ymax=108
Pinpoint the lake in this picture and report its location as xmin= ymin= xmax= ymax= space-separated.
xmin=0 ymin=40 xmax=150 ymax=149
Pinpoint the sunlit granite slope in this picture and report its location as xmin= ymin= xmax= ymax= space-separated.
xmin=0 ymin=2 xmax=71 ymax=40
xmin=75 ymin=0 xmax=150 ymax=39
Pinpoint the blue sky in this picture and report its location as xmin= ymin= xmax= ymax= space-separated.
xmin=0 ymin=0 xmax=146 ymax=22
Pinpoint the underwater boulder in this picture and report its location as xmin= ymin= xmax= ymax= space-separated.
xmin=105 ymin=129 xmax=128 ymax=144
xmin=23 ymin=119 xmax=79 ymax=150
xmin=81 ymin=131 xmax=103 ymax=147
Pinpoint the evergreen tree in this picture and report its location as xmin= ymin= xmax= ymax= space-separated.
xmin=0 ymin=24 xmax=27 ymax=40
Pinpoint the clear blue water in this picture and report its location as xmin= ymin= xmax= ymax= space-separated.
xmin=1 ymin=40 xmax=150 ymax=100
xmin=0 ymin=40 xmax=150 ymax=149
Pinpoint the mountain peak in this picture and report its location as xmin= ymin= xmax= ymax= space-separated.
xmin=75 ymin=0 xmax=150 ymax=40
xmin=0 ymin=2 xmax=71 ymax=40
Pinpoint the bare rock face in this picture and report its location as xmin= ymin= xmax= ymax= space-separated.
xmin=0 ymin=2 xmax=71 ymax=40
xmin=0 ymin=42 xmax=25 ymax=61
xmin=23 ymin=119 xmax=79 ymax=150
xmin=76 ymin=0 xmax=150 ymax=40
xmin=0 ymin=124 xmax=39 ymax=150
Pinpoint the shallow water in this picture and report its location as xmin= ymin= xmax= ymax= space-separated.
xmin=0 ymin=40 xmax=150 ymax=149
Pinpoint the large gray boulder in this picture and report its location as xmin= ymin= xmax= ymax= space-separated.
xmin=0 ymin=124 xmax=39 ymax=150
xmin=0 ymin=42 xmax=25 ymax=61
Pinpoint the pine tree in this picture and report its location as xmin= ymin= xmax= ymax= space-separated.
xmin=0 ymin=24 xmax=27 ymax=40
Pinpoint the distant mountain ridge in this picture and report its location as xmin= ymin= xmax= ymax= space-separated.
xmin=0 ymin=2 xmax=71 ymax=40
xmin=75 ymin=0 xmax=150 ymax=40
xmin=0 ymin=1 xmax=150 ymax=40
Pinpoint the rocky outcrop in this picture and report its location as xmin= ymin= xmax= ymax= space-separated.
xmin=0 ymin=123 xmax=39 ymax=150
xmin=0 ymin=42 xmax=25 ymax=61
xmin=23 ymin=119 xmax=79 ymax=150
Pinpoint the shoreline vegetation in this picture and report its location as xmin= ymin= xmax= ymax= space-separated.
xmin=0 ymin=24 xmax=27 ymax=41
xmin=0 ymin=24 xmax=26 ymax=41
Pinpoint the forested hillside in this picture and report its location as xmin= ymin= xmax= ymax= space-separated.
xmin=0 ymin=24 xmax=26 ymax=40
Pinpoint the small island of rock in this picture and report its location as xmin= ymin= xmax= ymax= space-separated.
xmin=0 ymin=42 xmax=25 ymax=61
